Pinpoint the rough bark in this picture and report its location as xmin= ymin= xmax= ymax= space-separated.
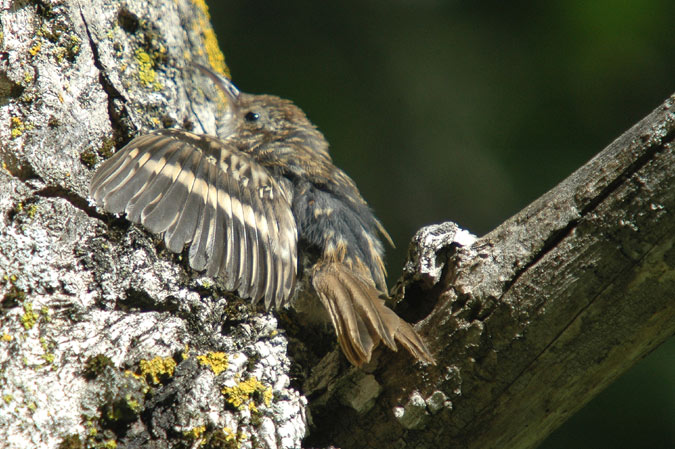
xmin=0 ymin=2 xmax=305 ymax=448
xmin=305 ymin=97 xmax=675 ymax=448
xmin=1 ymin=1 xmax=674 ymax=449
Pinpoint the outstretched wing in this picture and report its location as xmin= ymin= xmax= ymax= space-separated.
xmin=90 ymin=129 xmax=297 ymax=309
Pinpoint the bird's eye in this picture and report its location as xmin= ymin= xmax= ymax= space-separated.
xmin=244 ymin=111 xmax=260 ymax=122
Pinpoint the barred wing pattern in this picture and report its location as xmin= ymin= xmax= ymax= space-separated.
xmin=90 ymin=129 xmax=298 ymax=309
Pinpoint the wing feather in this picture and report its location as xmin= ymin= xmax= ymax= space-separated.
xmin=217 ymin=167 xmax=236 ymax=291
xmin=90 ymin=134 xmax=162 ymax=196
xmin=164 ymin=153 xmax=207 ymax=253
xmin=125 ymin=140 xmax=184 ymax=222
xmin=206 ymin=162 xmax=227 ymax=277
xmin=239 ymin=176 xmax=262 ymax=300
xmin=89 ymin=129 xmax=298 ymax=306
xmin=225 ymin=170 xmax=248 ymax=292
xmin=142 ymin=143 xmax=198 ymax=233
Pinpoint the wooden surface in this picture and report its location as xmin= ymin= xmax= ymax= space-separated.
xmin=307 ymin=95 xmax=675 ymax=448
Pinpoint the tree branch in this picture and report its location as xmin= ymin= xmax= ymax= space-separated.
xmin=307 ymin=95 xmax=675 ymax=448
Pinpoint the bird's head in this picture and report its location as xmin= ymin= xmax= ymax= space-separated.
xmin=193 ymin=63 xmax=329 ymax=158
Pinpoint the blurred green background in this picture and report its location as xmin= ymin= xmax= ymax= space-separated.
xmin=205 ymin=1 xmax=675 ymax=447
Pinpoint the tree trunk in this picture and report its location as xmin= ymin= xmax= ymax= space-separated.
xmin=1 ymin=1 xmax=673 ymax=449
xmin=0 ymin=2 xmax=305 ymax=448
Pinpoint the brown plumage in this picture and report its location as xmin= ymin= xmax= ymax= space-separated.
xmin=89 ymin=63 xmax=434 ymax=366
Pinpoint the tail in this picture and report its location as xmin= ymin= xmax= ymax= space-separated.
xmin=311 ymin=262 xmax=435 ymax=366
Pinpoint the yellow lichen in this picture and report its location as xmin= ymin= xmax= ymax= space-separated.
xmin=29 ymin=41 xmax=41 ymax=56
xmin=222 ymin=427 xmax=236 ymax=442
xmin=21 ymin=302 xmax=38 ymax=330
xmin=124 ymin=369 xmax=142 ymax=380
xmin=26 ymin=204 xmax=38 ymax=219
xmin=191 ymin=0 xmax=228 ymax=77
xmin=183 ymin=425 xmax=206 ymax=440
xmin=10 ymin=117 xmax=25 ymax=139
xmin=1 ymin=333 xmax=12 ymax=342
xmin=197 ymin=351 xmax=228 ymax=376
xmin=134 ymin=48 xmax=163 ymax=91
xmin=2 ymin=394 xmax=12 ymax=404
xmin=103 ymin=440 xmax=117 ymax=449
xmin=38 ymin=337 xmax=55 ymax=365
xmin=138 ymin=356 xmax=176 ymax=384
xmin=125 ymin=394 xmax=142 ymax=413
xmin=221 ymin=376 xmax=272 ymax=413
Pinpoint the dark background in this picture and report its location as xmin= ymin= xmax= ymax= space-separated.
xmin=205 ymin=1 xmax=675 ymax=447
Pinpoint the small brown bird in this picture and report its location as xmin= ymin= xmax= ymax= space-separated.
xmin=89 ymin=63 xmax=434 ymax=366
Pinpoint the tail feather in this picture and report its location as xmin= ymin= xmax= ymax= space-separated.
xmin=317 ymin=271 xmax=374 ymax=363
xmin=334 ymin=266 xmax=397 ymax=350
xmin=392 ymin=320 xmax=436 ymax=365
xmin=312 ymin=262 xmax=435 ymax=366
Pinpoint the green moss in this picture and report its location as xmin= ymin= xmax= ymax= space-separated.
xmin=57 ymin=434 xmax=83 ymax=449
xmin=197 ymin=351 xmax=228 ymax=376
xmin=21 ymin=302 xmax=38 ymax=330
xmin=4 ymin=285 xmax=25 ymax=303
xmin=53 ymin=35 xmax=81 ymax=63
xmin=117 ymin=7 xmax=140 ymax=33
xmin=65 ymin=35 xmax=81 ymax=59
xmin=99 ymin=137 xmax=115 ymax=159
xmin=83 ymin=354 xmax=114 ymax=379
xmin=138 ymin=355 xmax=176 ymax=384
xmin=80 ymin=148 xmax=98 ymax=168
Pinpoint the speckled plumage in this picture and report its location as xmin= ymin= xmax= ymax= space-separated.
xmin=90 ymin=64 xmax=434 ymax=366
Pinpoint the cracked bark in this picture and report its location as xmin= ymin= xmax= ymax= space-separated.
xmin=1 ymin=2 xmax=306 ymax=448
xmin=1 ymin=1 xmax=674 ymax=449
xmin=304 ymin=97 xmax=675 ymax=448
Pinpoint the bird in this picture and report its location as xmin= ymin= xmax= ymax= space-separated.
xmin=89 ymin=63 xmax=434 ymax=367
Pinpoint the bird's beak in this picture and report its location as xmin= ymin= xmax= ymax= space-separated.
xmin=192 ymin=62 xmax=241 ymax=138
xmin=192 ymin=62 xmax=240 ymax=103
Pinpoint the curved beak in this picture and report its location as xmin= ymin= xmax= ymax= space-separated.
xmin=191 ymin=62 xmax=240 ymax=103
xmin=192 ymin=62 xmax=241 ymax=138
